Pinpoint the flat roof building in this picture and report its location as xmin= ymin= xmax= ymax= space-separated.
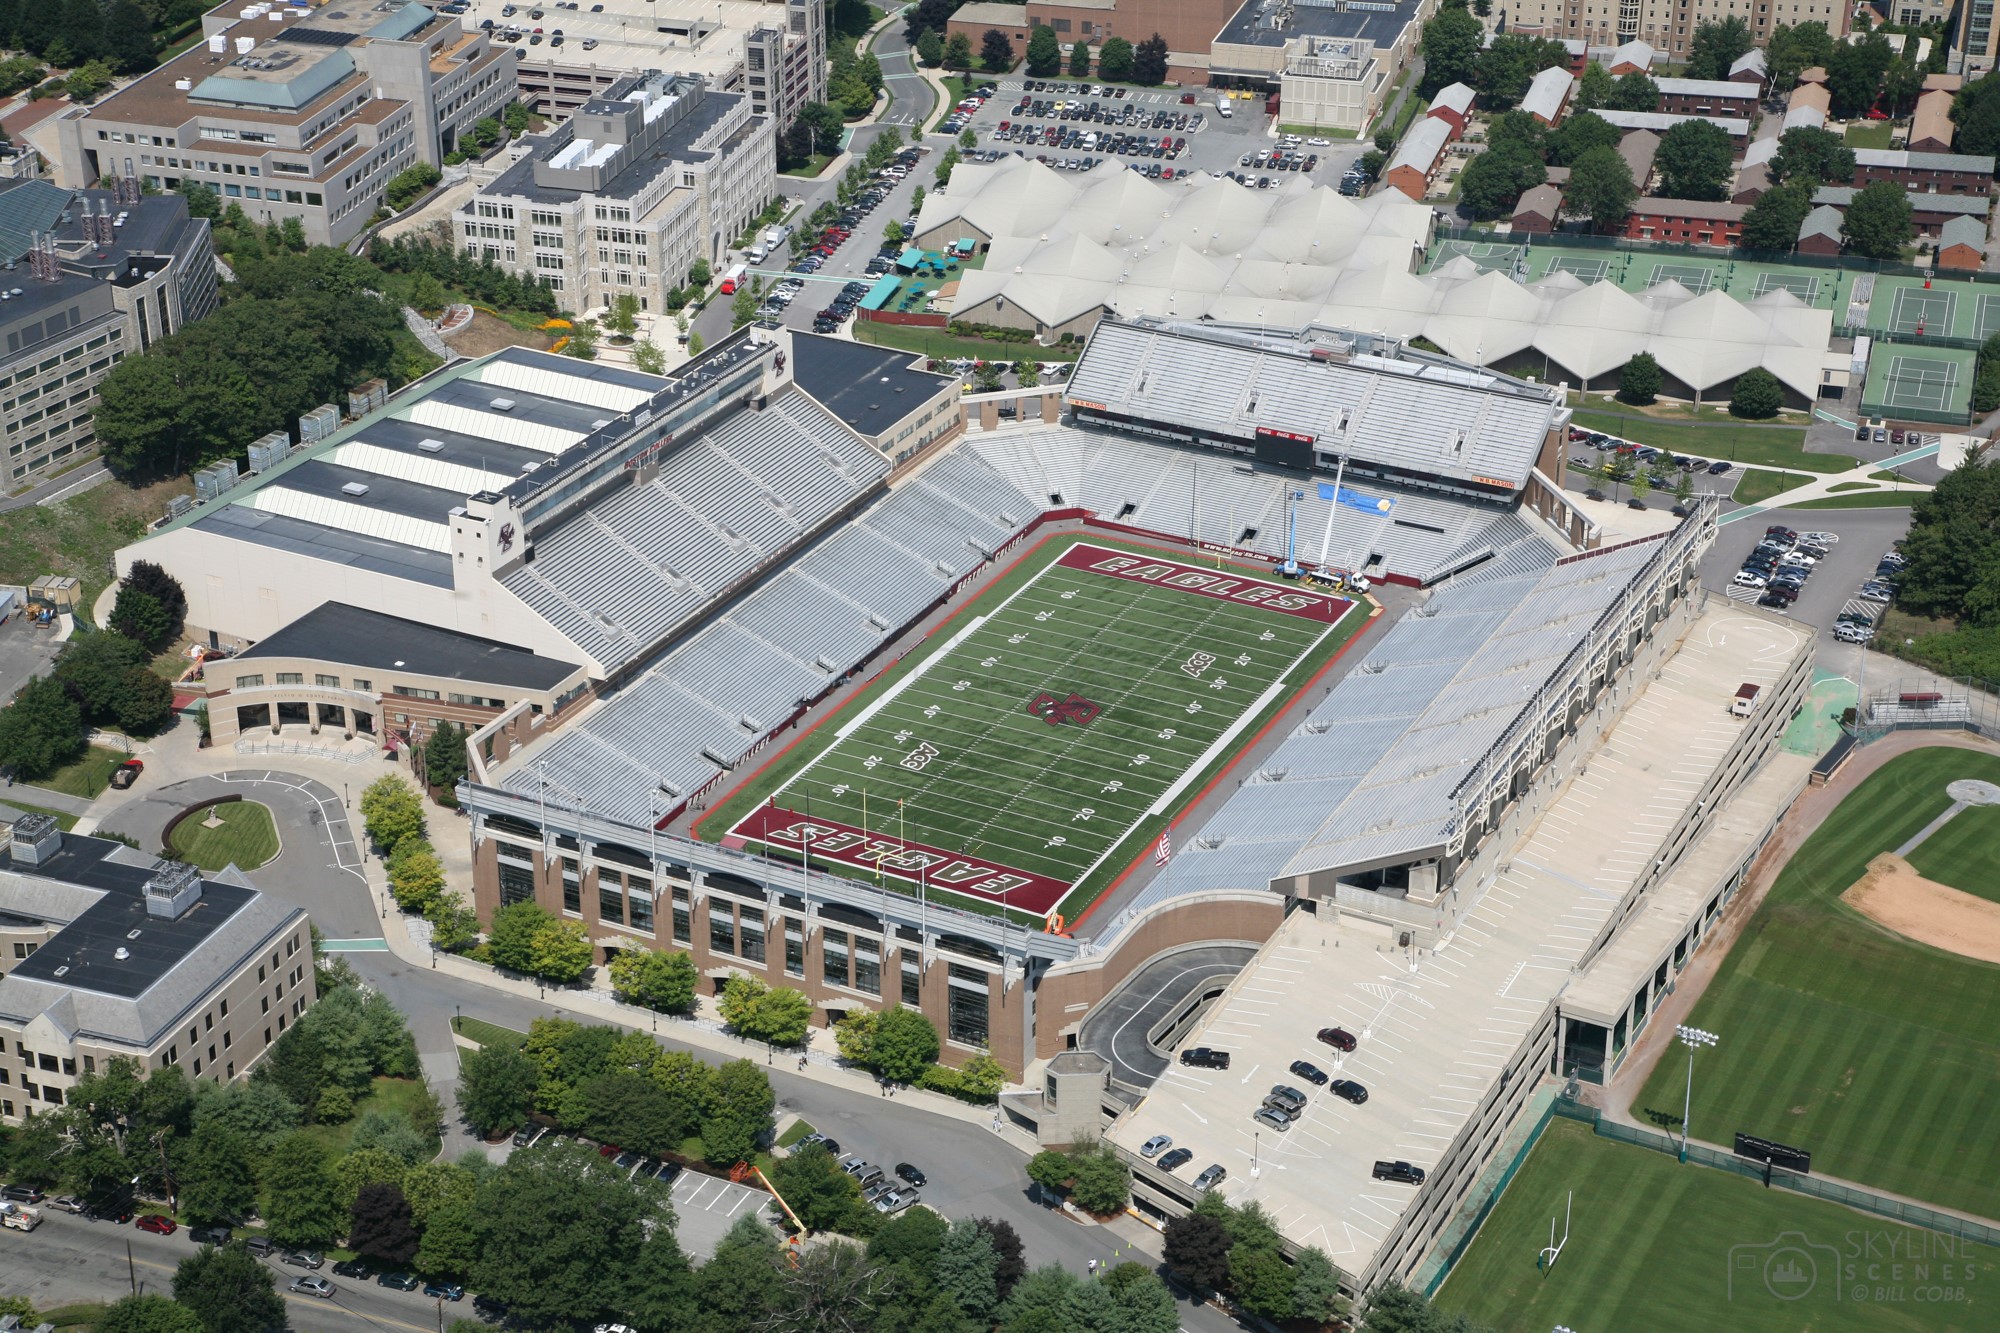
xmin=1505 ymin=0 xmax=1845 ymax=62
xmin=455 ymin=72 xmax=773 ymax=315
xmin=0 ymin=814 xmax=314 ymax=1120
xmin=55 ymin=0 xmax=516 ymax=250
xmin=0 ymin=178 xmax=218 ymax=489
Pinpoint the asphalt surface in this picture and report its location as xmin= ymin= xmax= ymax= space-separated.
xmin=1078 ymin=945 xmax=1259 ymax=1093
xmin=0 ymin=615 xmax=63 ymax=715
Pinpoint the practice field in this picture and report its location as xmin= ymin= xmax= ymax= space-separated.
xmin=709 ymin=536 xmax=1358 ymax=922
xmin=1436 ymin=1119 xmax=1999 ymax=1333
xmin=1634 ymin=747 xmax=2000 ymax=1221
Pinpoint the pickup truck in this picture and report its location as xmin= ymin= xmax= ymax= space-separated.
xmin=1 ymin=1203 xmax=41 ymax=1231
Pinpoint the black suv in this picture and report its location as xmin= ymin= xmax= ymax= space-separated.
xmin=1372 ymin=1160 xmax=1426 ymax=1184
xmin=1331 ymin=1079 xmax=1369 ymax=1104
xmin=189 ymin=1225 xmax=233 ymax=1246
xmin=1179 ymin=1047 xmax=1230 ymax=1069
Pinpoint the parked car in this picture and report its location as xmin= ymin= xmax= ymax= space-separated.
xmin=1191 ymin=1164 xmax=1227 ymax=1193
xmin=282 ymin=1251 xmax=325 ymax=1269
xmin=1157 ymin=1148 xmax=1194 ymax=1172
xmin=1372 ymin=1160 xmax=1426 ymax=1184
xmin=1288 ymin=1059 xmax=1328 ymax=1085
xmin=1265 ymin=1085 xmax=1308 ymax=1114
xmin=1252 ymin=1106 xmax=1293 ymax=1132
xmin=1316 ymin=1027 xmax=1357 ymax=1052
xmin=290 ymin=1277 xmax=336 ymax=1299
xmin=0 ymin=1186 xmax=44 ymax=1205
xmin=424 ymin=1282 xmax=466 ymax=1302
xmin=136 ymin=1215 xmax=178 ymax=1236
xmin=1179 ymin=1047 xmax=1230 ymax=1069
xmin=1732 ymin=570 xmax=1769 ymax=588
xmin=91 ymin=1201 xmax=137 ymax=1224
xmin=1330 ymin=1079 xmax=1369 ymax=1104
xmin=894 ymin=1162 xmax=927 ymax=1187
xmin=1139 ymin=1135 xmax=1172 ymax=1159
xmin=333 ymin=1260 xmax=372 ymax=1279
xmin=874 ymin=1188 xmax=919 ymax=1214
xmin=377 ymin=1272 xmax=422 ymax=1291
xmin=49 ymin=1195 xmax=85 ymax=1215
xmin=1835 ymin=622 xmax=1875 ymax=644
xmin=512 ymin=1124 xmax=544 ymax=1148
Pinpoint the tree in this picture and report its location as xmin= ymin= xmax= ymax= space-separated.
xmin=1685 ymin=17 xmax=1754 ymax=81
xmin=1827 ymin=32 xmax=1894 ymax=121
xmin=981 ymin=29 xmax=1014 ymax=73
xmin=530 ymin=916 xmax=593 ymax=983
xmin=1841 ymin=179 xmax=1915 ymax=259
xmin=409 ymin=272 xmax=448 ymax=313
xmin=1574 ymin=60 xmax=1613 ymax=112
xmin=487 ymin=900 xmax=553 ymax=974
xmin=1768 ymin=126 xmax=1855 ymax=187
xmin=563 ymin=319 xmax=600 ymax=361
xmin=687 ymin=331 xmax=706 ymax=357
xmin=607 ymin=947 xmax=698 ymax=1014
xmin=1162 ymin=1212 xmax=1232 ymax=1291
xmin=261 ymin=1132 xmax=342 ymax=1247
xmin=1485 ymin=109 xmax=1547 ymax=158
xmin=472 ymin=1142 xmax=674 ymax=1329
xmin=1619 ymin=353 xmax=1661 ymax=405
xmin=172 ymin=1244 xmax=285 ymax=1333
xmin=631 ymin=338 xmax=666 ymax=374
xmin=1418 ymin=4 xmax=1482 ymax=97
xmin=175 ymin=1121 xmax=257 ymax=1225
xmin=917 ymin=28 xmax=944 ymax=68
xmin=1607 ymin=71 xmax=1660 ymax=112
xmin=1456 ymin=145 xmax=1546 ymax=221
xmin=718 ymin=974 xmax=768 ymax=1033
xmin=731 ymin=284 xmax=758 ymax=330
xmin=579 ymin=1072 xmax=687 ymax=1156
xmin=935 ymin=1218 xmax=1000 ymax=1322
xmin=1739 ymin=178 xmax=1816 ymax=251
xmin=1954 ymin=70 xmax=2000 ymax=156
xmin=120 ymin=561 xmax=187 ymax=637
xmin=1069 ymin=38 xmax=1091 ymax=77
xmin=701 ymin=1059 xmax=775 ymax=1167
xmin=748 ymin=986 xmax=814 ymax=1046
xmin=360 ymin=774 xmax=426 ymax=854
xmin=1064 ymin=1142 xmax=1129 ymax=1215
xmin=1025 ymin=25 xmax=1060 ymax=77
xmin=0 ymin=674 xmax=85 ymax=780
xmin=108 ymin=587 xmax=172 ymax=649
xmin=770 ymin=1143 xmax=869 ymax=1232
xmin=1548 ymin=110 xmax=1620 ymax=166
xmin=1230 ymin=1243 xmax=1296 ymax=1320
xmin=1730 ymin=367 xmax=1785 ymax=419
xmin=416 ymin=1196 xmax=480 ymax=1278
xmin=385 ymin=162 xmax=442 ymax=210
xmin=943 ymin=31 xmax=973 ymax=71
xmin=1096 ymin=36 xmax=1134 ymax=81
xmin=1132 ymin=33 xmax=1169 ymax=85
xmin=1094 ymin=1264 xmax=1180 ymax=1333
xmin=1768 ymin=21 xmax=1835 ymax=91
xmin=1473 ymin=34 xmax=1569 ymax=110
xmin=871 ymin=1007 xmax=941 ymax=1082
xmin=351 ymin=1181 xmax=420 ymax=1265
xmin=1654 ymin=118 xmax=1734 ymax=201
xmin=967 ymin=1217 xmax=1026 ymax=1300
xmin=351 ymin=1107 xmax=432 ymax=1164
xmin=94 ymin=1297 xmax=205 ymax=1333
xmin=1291 ymin=1246 xmax=1347 ymax=1324
xmin=65 ymin=59 xmax=114 ymax=102
xmin=388 ymin=842 xmax=446 ymax=916
xmin=1564 ymin=145 xmax=1637 ymax=230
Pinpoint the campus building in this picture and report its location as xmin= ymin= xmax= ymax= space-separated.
xmin=462 ymin=0 xmax=826 ymax=124
xmin=0 ymin=814 xmax=314 ymax=1121
xmin=54 ymin=0 xmax=516 ymax=250
xmin=454 ymin=72 xmax=774 ymax=313
xmin=0 ymin=178 xmax=218 ymax=489
xmin=1505 ymin=0 xmax=1847 ymax=61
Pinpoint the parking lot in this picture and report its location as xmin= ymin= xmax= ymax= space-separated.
xmin=668 ymin=1167 xmax=772 ymax=1259
xmin=1699 ymin=506 xmax=1914 ymax=654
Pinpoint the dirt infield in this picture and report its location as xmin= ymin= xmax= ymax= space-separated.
xmin=1842 ymin=852 xmax=2000 ymax=965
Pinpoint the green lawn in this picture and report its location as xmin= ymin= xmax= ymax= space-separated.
xmin=776 ymin=1119 xmax=818 ymax=1148
xmin=781 ymin=153 xmax=837 ymax=179
xmin=1906 ymin=804 xmax=2000 ymax=902
xmin=1733 ymin=470 xmax=1811 ymax=506
xmin=1570 ymin=407 xmax=1852 ymax=472
xmin=296 ymin=1077 xmax=438 ymax=1158
xmin=1786 ymin=492 xmax=1919 ymax=510
xmin=168 ymin=799 xmax=279 ymax=871
xmin=852 ymin=317 xmax=1077 ymax=365
xmin=0 ymin=477 xmax=192 ymax=616
xmin=35 ymin=745 xmax=132 ymax=800
xmin=1436 ymin=1119 xmax=2000 ymax=1333
xmin=1633 ymin=747 xmax=2000 ymax=1221
xmin=451 ymin=1014 xmax=529 ymax=1050
xmin=935 ymin=75 xmax=976 ymax=132
xmin=1846 ymin=122 xmax=1896 ymax=149
xmin=0 ymin=798 xmax=77 ymax=831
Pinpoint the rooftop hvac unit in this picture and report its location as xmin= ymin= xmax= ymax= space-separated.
xmin=209 ymin=34 xmax=227 ymax=53
xmin=174 ymin=79 xmax=192 ymax=90
xmin=235 ymin=36 xmax=255 ymax=54
xmin=194 ymin=469 xmax=226 ymax=502
xmin=166 ymin=494 xmax=193 ymax=519
xmin=489 ymin=397 xmax=516 ymax=411
xmin=340 ymin=481 xmax=371 ymax=497
xmin=298 ymin=402 xmax=339 ymax=442
xmin=417 ymin=438 xmax=445 ymax=453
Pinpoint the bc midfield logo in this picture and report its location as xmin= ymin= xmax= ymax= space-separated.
xmin=1027 ymin=691 xmax=1102 ymax=727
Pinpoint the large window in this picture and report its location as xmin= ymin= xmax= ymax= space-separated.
xmin=673 ymin=888 xmax=691 ymax=944
xmin=785 ymin=921 xmax=804 ymax=977
xmin=739 ymin=906 xmax=766 ymax=964
xmin=709 ymin=902 xmax=736 ymax=956
xmin=629 ymin=888 xmax=654 ymax=935
xmin=561 ymin=857 xmax=581 ymax=915
xmin=947 ymin=963 xmax=990 ymax=1047
xmin=902 ymin=956 xmax=921 ymax=1007
xmin=598 ymin=882 xmax=624 ymax=926
xmin=822 ymin=928 xmax=850 ymax=989
xmin=497 ymin=853 xmax=535 ymax=907
xmin=853 ymin=936 xmax=881 ymax=997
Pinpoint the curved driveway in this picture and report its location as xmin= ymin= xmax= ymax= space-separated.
xmin=1078 ymin=944 xmax=1259 ymax=1093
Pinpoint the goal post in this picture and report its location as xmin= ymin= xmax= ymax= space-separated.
xmin=1538 ymin=1190 xmax=1572 ymax=1274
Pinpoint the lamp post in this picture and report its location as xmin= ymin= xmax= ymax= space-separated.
xmin=1676 ymin=1024 xmax=1719 ymax=1163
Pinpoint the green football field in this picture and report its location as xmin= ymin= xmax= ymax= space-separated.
xmin=1634 ymin=747 xmax=2000 ymax=1221
xmin=1436 ymin=1119 xmax=1999 ymax=1333
xmin=706 ymin=534 xmax=1361 ymax=922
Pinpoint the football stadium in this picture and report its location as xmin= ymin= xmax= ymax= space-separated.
xmin=120 ymin=311 xmax=1833 ymax=1300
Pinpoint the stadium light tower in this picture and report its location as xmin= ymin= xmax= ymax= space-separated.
xmin=1281 ymin=489 xmax=1304 ymax=576
xmin=1676 ymin=1024 xmax=1719 ymax=1163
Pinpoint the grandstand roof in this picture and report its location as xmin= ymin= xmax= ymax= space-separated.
xmin=1065 ymin=320 xmax=1562 ymax=492
xmin=787 ymin=333 xmax=955 ymax=440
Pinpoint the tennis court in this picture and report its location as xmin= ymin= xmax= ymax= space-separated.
xmin=1884 ymin=285 xmax=1958 ymax=336
xmin=1648 ymin=260 xmax=1718 ymax=293
xmin=1548 ymin=254 xmax=1609 ymax=282
xmin=1431 ymin=238 xmax=1526 ymax=275
xmin=1751 ymin=271 xmax=1822 ymax=302
xmin=1859 ymin=344 xmax=1977 ymax=423
xmin=1976 ymin=291 xmax=2000 ymax=340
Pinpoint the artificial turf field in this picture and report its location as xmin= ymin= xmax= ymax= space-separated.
xmin=705 ymin=533 xmax=1361 ymax=922
xmin=1435 ymin=1119 xmax=1999 ymax=1333
xmin=1633 ymin=747 xmax=2000 ymax=1221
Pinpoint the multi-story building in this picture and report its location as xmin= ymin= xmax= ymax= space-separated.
xmin=0 ymin=814 xmax=313 ymax=1121
xmin=0 ymin=177 xmax=218 ymax=488
xmin=455 ymin=73 xmax=772 ymax=313
xmin=470 ymin=0 xmax=825 ymax=124
xmin=55 ymin=0 xmax=516 ymax=250
xmin=1507 ymin=0 xmax=1847 ymax=63
xmin=1960 ymin=0 xmax=1996 ymax=76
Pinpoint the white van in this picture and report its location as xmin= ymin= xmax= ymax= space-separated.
xmin=746 ymin=244 xmax=767 ymax=263
xmin=764 ymin=226 xmax=783 ymax=247
xmin=1214 ymin=97 xmax=1232 ymax=117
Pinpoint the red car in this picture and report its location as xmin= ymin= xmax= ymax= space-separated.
xmin=135 ymin=1214 xmax=178 ymax=1236
xmin=1316 ymin=1026 xmax=1358 ymax=1052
